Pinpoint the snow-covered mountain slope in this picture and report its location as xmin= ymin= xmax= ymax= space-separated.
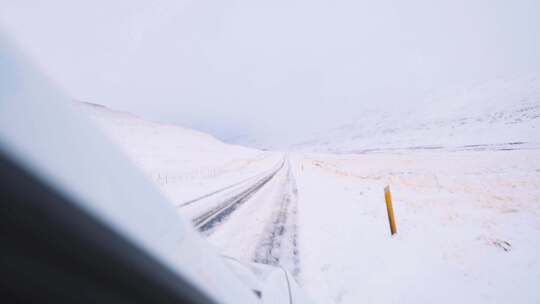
xmin=292 ymin=75 xmax=540 ymax=153
xmin=75 ymin=102 xmax=280 ymax=205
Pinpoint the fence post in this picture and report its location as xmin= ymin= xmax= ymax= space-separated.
xmin=384 ymin=186 xmax=397 ymax=235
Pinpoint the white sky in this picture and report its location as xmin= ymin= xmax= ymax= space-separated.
xmin=1 ymin=0 xmax=539 ymax=142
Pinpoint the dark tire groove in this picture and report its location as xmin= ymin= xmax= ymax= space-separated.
xmin=193 ymin=159 xmax=285 ymax=234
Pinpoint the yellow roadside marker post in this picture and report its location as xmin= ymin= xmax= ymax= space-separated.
xmin=384 ymin=186 xmax=398 ymax=235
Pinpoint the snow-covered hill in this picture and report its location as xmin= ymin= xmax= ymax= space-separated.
xmin=78 ymin=101 xmax=255 ymax=160
xmin=74 ymin=102 xmax=280 ymax=205
xmin=292 ymin=75 xmax=540 ymax=153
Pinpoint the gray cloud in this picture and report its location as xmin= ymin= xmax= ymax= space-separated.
xmin=1 ymin=0 xmax=539 ymax=142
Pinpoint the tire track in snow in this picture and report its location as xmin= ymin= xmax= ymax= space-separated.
xmin=178 ymin=161 xmax=278 ymax=208
xmin=253 ymin=160 xmax=300 ymax=277
xmin=193 ymin=158 xmax=285 ymax=234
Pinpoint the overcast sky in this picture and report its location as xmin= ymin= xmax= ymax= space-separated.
xmin=1 ymin=0 xmax=539 ymax=142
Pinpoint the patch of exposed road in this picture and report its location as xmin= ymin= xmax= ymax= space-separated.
xmin=192 ymin=158 xmax=285 ymax=234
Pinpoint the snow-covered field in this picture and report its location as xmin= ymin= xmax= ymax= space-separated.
xmin=292 ymin=151 xmax=540 ymax=303
xmin=78 ymin=102 xmax=540 ymax=303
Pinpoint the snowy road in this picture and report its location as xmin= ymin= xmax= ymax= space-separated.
xmin=252 ymin=158 xmax=300 ymax=277
xmin=180 ymin=154 xmax=301 ymax=277
xmin=191 ymin=157 xmax=286 ymax=233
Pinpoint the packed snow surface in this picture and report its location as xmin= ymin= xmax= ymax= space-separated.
xmin=79 ymin=102 xmax=540 ymax=303
xmin=291 ymin=151 xmax=540 ymax=303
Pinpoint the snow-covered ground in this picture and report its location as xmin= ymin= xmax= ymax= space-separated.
xmin=292 ymin=150 xmax=540 ymax=303
xmin=78 ymin=101 xmax=540 ymax=303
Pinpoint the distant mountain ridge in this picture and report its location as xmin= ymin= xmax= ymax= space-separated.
xmin=290 ymin=74 xmax=540 ymax=153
